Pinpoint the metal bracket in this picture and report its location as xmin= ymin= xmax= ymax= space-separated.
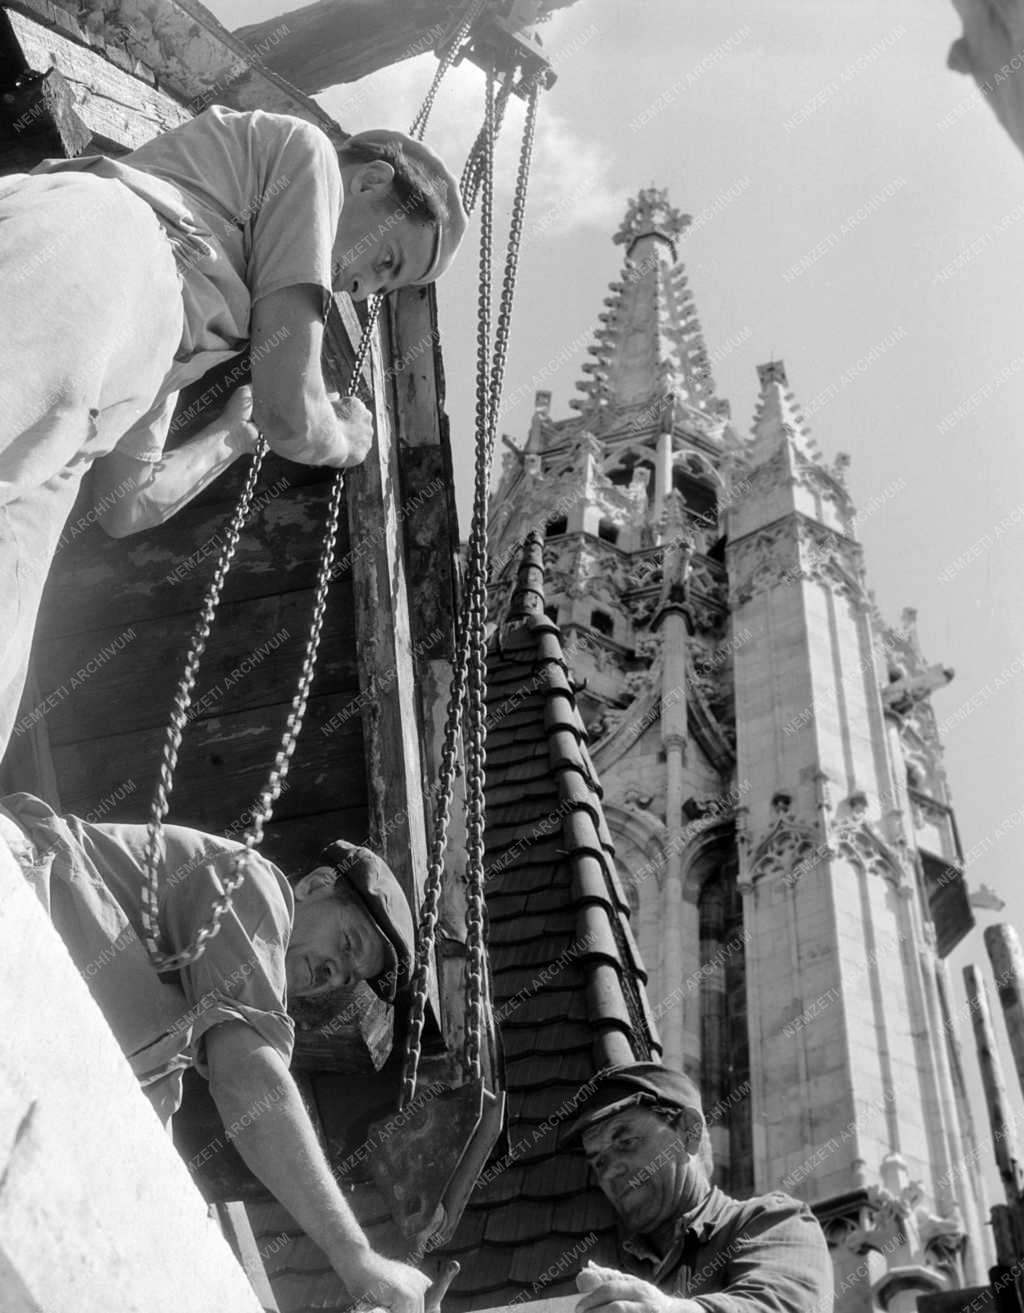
xmin=452 ymin=6 xmax=557 ymax=94
xmin=369 ymin=1078 xmax=506 ymax=1246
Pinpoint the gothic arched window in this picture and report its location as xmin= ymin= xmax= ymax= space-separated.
xmin=545 ymin=516 xmax=568 ymax=537
xmin=697 ymin=859 xmax=752 ymax=1194
xmin=597 ymin=517 xmax=619 ymax=545
xmin=590 ymin=609 xmax=615 ymax=638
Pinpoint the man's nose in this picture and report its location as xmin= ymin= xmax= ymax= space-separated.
xmin=600 ymin=1156 xmax=627 ymax=1184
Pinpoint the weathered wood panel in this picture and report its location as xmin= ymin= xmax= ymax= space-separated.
xmin=4 ymin=7 xmax=191 ymax=149
xmin=235 ymin=0 xmax=455 ymax=95
xmin=332 ymin=296 xmax=429 ymax=950
xmin=5 ymin=0 xmax=346 ymax=137
xmin=28 ymin=584 xmax=360 ymax=745
xmin=50 ymin=691 xmax=367 ymax=828
xmin=36 ymin=476 xmax=351 ymax=637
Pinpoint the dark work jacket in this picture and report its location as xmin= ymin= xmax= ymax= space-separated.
xmin=620 ymin=1186 xmax=834 ymax=1312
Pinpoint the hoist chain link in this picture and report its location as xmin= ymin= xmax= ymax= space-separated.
xmin=140 ymin=441 xmax=267 ymax=966
xmin=459 ymin=72 xmax=514 ymax=215
xmin=462 ymin=74 xmax=539 ymax=1077
xmin=409 ymin=0 xmax=487 ymax=142
xmin=141 ymin=301 xmax=381 ymax=970
xmin=461 ymin=62 xmax=497 ymax=1081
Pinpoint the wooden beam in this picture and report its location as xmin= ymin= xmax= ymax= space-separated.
xmin=2 ymin=7 xmax=190 ymax=151
xmin=4 ymin=0 xmax=347 ymax=139
xmin=235 ymin=0 xmax=460 ymax=96
xmin=326 ymin=296 xmax=431 ymax=969
xmin=987 ymin=924 xmax=1024 ymax=1105
xmin=964 ymin=963 xmax=1024 ymax=1204
xmin=384 ymin=284 xmax=468 ymax=1050
xmin=234 ymin=0 xmax=575 ymax=97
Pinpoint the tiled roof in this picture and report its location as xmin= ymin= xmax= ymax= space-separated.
xmin=252 ymin=531 xmax=659 ymax=1311
xmin=439 ymin=530 xmax=660 ymax=1311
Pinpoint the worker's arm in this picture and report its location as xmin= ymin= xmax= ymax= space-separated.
xmin=576 ymin=1266 xmax=703 ymax=1313
xmin=93 ymin=388 xmax=259 ymax=539
xmin=206 ymin=1020 xmax=430 ymax=1313
xmin=249 ymin=283 xmax=373 ymax=469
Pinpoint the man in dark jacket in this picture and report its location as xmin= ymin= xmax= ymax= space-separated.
xmin=567 ymin=1062 xmax=834 ymax=1313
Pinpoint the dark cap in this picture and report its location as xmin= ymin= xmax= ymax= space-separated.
xmin=315 ymin=840 xmax=416 ymax=1002
xmin=563 ymin=1062 xmax=704 ymax=1146
xmin=341 ymin=129 xmax=468 ymax=285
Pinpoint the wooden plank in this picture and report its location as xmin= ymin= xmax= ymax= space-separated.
xmin=258 ymin=808 xmax=372 ymax=876
xmin=215 ymin=1202 xmax=282 ymax=1312
xmin=4 ymin=7 xmax=191 ymax=150
xmin=37 ymin=476 xmax=351 ymax=638
xmin=964 ymin=964 xmax=1024 ymax=1204
xmin=50 ymin=690 xmax=367 ymax=828
xmin=384 ymin=284 xmax=466 ymax=1048
xmin=28 ymin=584 xmax=360 ymax=746
xmin=330 ymin=296 xmax=429 ymax=950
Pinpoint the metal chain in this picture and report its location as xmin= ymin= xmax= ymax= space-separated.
xmin=408 ymin=0 xmax=487 ymax=142
xmin=401 ymin=71 xmax=541 ymax=1091
xmin=140 ymin=442 xmax=266 ymax=966
xmin=461 ymin=60 xmax=495 ymax=1081
xmin=459 ymin=73 xmax=515 ymax=214
xmin=463 ymin=75 xmax=539 ymax=1079
xmin=140 ymin=306 xmax=380 ymax=970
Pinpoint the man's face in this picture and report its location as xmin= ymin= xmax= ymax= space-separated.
xmin=582 ymin=1106 xmax=702 ymax=1235
xmin=332 ymin=162 xmax=437 ymax=300
xmin=286 ymin=868 xmax=387 ymax=997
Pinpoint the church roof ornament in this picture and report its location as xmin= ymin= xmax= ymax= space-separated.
xmin=614 ymin=186 xmax=692 ymax=260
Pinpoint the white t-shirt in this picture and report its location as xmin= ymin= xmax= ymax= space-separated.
xmin=34 ymin=106 xmax=343 ymax=459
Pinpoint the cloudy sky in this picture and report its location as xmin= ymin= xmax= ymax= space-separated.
xmin=209 ymin=0 xmax=1024 ymax=1205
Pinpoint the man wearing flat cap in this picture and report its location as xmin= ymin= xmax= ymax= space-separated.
xmin=567 ymin=1062 xmax=833 ymax=1313
xmin=0 ymin=791 xmax=432 ymax=1313
xmin=0 ymin=105 xmax=467 ymax=758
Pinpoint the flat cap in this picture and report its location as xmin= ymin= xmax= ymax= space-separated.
xmin=342 ymin=128 xmax=468 ymax=285
xmin=316 ymin=840 xmax=416 ymax=1002
xmin=564 ymin=1062 xmax=704 ymax=1145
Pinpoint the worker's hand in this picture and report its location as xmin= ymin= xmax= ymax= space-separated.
xmin=340 ymin=1247 xmax=431 ymax=1313
xmin=222 ymin=384 xmax=260 ymax=454
xmin=576 ymin=1262 xmax=698 ymax=1313
xmin=327 ymin=392 xmax=374 ymax=469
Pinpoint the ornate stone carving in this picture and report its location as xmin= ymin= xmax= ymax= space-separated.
xmin=833 ymin=817 xmax=908 ymax=889
xmin=613 ymin=186 xmax=691 ymax=253
xmin=882 ymin=663 xmax=955 ymax=716
xmin=845 ymin=1158 xmax=966 ymax=1294
xmin=747 ymin=799 xmax=822 ymax=889
xmin=728 ymin=515 xmax=866 ymax=607
xmin=792 ymin=448 xmax=856 ymax=530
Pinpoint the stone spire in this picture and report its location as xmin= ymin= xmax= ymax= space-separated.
xmin=571 ymin=186 xmax=722 ymax=417
xmin=748 ymin=359 xmax=824 ymax=465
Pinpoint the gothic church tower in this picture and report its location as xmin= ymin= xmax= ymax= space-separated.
xmin=488 ymin=188 xmax=989 ymax=1309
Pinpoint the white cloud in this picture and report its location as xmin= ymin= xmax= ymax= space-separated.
xmin=526 ymin=109 xmax=622 ymax=237
xmin=317 ymin=55 xmax=621 ymax=239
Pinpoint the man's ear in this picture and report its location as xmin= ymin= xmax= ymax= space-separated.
xmin=351 ymin=160 xmax=396 ymax=196
xmin=293 ymin=866 xmax=338 ymax=901
xmin=680 ymin=1107 xmax=704 ymax=1154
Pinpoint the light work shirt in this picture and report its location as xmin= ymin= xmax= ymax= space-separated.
xmin=1 ymin=792 xmax=295 ymax=1121
xmin=620 ymin=1186 xmax=834 ymax=1313
xmin=32 ymin=105 xmax=344 ymax=461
